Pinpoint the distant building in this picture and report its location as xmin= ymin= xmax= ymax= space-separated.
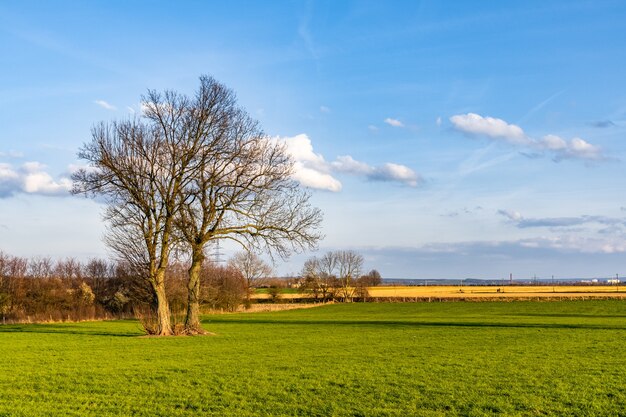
xmin=607 ymin=279 xmax=621 ymax=284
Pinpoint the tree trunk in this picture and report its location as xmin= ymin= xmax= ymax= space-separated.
xmin=153 ymin=270 xmax=172 ymax=336
xmin=184 ymin=249 xmax=206 ymax=334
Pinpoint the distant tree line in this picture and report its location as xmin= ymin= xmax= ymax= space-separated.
xmin=0 ymin=248 xmax=383 ymax=324
xmin=0 ymin=251 xmax=254 ymax=325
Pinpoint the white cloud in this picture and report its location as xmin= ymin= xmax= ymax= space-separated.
xmin=94 ymin=100 xmax=117 ymax=111
xmin=537 ymin=135 xmax=603 ymax=161
xmin=281 ymin=134 xmax=340 ymax=192
xmin=127 ymin=106 xmax=136 ymax=114
xmin=0 ymin=162 xmax=72 ymax=198
xmin=384 ymin=118 xmax=404 ymax=128
xmin=368 ymin=125 xmax=379 ymax=132
xmin=436 ymin=116 xmax=442 ymax=126
xmin=331 ymin=156 xmax=421 ymax=186
xmin=538 ymin=134 xmax=567 ymax=151
xmin=320 ymin=105 xmax=330 ymax=113
xmin=450 ymin=113 xmax=529 ymax=145
xmin=278 ymin=134 xmax=421 ymax=191
xmin=450 ymin=113 xmax=606 ymax=161
xmin=497 ymin=209 xmax=524 ymax=222
xmin=566 ymin=137 xmax=603 ymax=160
xmin=331 ymin=155 xmax=372 ymax=175
xmin=373 ymin=163 xmax=421 ymax=186
xmin=292 ymin=162 xmax=342 ymax=192
xmin=283 ymin=134 xmax=327 ymax=169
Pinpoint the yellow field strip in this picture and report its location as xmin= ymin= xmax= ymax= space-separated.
xmin=253 ymin=285 xmax=626 ymax=300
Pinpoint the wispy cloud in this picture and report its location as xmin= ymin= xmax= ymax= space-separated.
xmin=94 ymin=100 xmax=116 ymax=111
xmin=0 ymin=162 xmax=72 ymax=198
xmin=450 ymin=113 xmax=606 ymax=161
xmin=279 ymin=134 xmax=421 ymax=192
xmin=498 ymin=209 xmax=624 ymax=229
xmin=589 ymin=120 xmax=615 ymax=128
xmin=518 ymin=89 xmax=566 ymax=124
xmin=384 ymin=118 xmax=404 ymax=128
xmin=320 ymin=105 xmax=330 ymax=113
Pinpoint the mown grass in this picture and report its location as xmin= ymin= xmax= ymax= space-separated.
xmin=1 ymin=301 xmax=625 ymax=416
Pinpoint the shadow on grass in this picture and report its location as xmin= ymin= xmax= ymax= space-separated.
xmin=0 ymin=323 xmax=140 ymax=337
xmin=204 ymin=318 xmax=626 ymax=331
xmin=505 ymin=313 xmax=626 ymax=319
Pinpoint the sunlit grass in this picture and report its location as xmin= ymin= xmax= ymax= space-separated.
xmin=1 ymin=301 xmax=625 ymax=416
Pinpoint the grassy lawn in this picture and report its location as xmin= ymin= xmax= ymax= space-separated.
xmin=1 ymin=301 xmax=625 ymax=416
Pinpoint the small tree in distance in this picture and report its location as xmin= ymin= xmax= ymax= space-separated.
xmin=228 ymin=251 xmax=272 ymax=307
xmin=300 ymin=250 xmax=367 ymax=302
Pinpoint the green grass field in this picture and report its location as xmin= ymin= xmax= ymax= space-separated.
xmin=1 ymin=301 xmax=625 ymax=416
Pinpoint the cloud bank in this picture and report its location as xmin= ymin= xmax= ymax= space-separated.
xmin=280 ymin=134 xmax=421 ymax=192
xmin=450 ymin=113 xmax=605 ymax=161
xmin=0 ymin=162 xmax=72 ymax=198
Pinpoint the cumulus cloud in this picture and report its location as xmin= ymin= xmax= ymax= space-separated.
xmin=331 ymin=156 xmax=421 ymax=186
xmin=278 ymin=134 xmax=420 ymax=191
xmin=0 ymin=162 xmax=72 ymax=198
xmin=94 ymin=100 xmax=116 ymax=111
xmin=450 ymin=113 xmax=606 ymax=161
xmin=450 ymin=113 xmax=529 ymax=145
xmin=384 ymin=118 xmax=404 ymax=128
xmin=537 ymin=135 xmax=603 ymax=161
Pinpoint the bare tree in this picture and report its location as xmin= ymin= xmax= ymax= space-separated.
xmin=170 ymin=76 xmax=323 ymax=333
xmin=359 ymin=269 xmax=382 ymax=286
xmin=300 ymin=256 xmax=336 ymax=301
xmin=74 ymin=75 xmax=322 ymax=335
xmin=72 ymin=94 xmax=204 ymax=335
xmin=335 ymin=250 xmax=364 ymax=302
xmin=229 ymin=251 xmax=272 ymax=305
xmin=300 ymin=250 xmax=364 ymax=302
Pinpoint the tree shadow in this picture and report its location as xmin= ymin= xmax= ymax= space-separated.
xmin=505 ymin=313 xmax=626 ymax=319
xmin=0 ymin=323 xmax=140 ymax=337
xmin=206 ymin=318 xmax=626 ymax=331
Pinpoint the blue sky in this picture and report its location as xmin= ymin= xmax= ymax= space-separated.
xmin=1 ymin=1 xmax=626 ymax=279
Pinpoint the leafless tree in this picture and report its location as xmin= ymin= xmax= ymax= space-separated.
xmin=72 ymin=93 xmax=205 ymax=335
xmin=73 ymin=75 xmax=322 ymax=335
xmin=300 ymin=250 xmax=364 ymax=302
xmin=170 ymin=76 xmax=323 ymax=333
xmin=335 ymin=250 xmax=364 ymax=301
xmin=228 ymin=251 xmax=272 ymax=305
xmin=28 ymin=257 xmax=54 ymax=279
xmin=359 ymin=269 xmax=382 ymax=286
xmin=300 ymin=256 xmax=336 ymax=301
